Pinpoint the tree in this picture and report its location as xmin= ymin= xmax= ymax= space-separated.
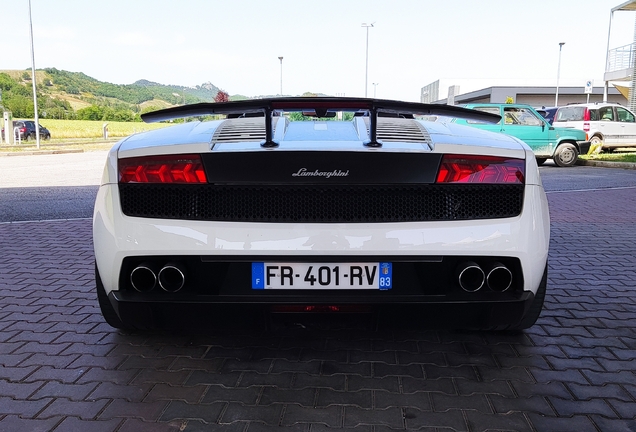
xmin=215 ymin=90 xmax=229 ymax=103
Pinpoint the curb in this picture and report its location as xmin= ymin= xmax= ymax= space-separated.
xmin=576 ymin=158 xmax=636 ymax=170
xmin=0 ymin=149 xmax=84 ymax=157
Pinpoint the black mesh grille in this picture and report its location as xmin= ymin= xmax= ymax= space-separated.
xmin=119 ymin=184 xmax=524 ymax=223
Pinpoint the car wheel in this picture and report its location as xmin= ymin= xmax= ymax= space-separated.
xmin=553 ymin=143 xmax=578 ymax=167
xmin=95 ymin=262 xmax=132 ymax=330
xmin=44 ymin=134 xmax=51 ymax=141
xmin=536 ymin=158 xmax=547 ymax=166
xmin=511 ymin=264 xmax=547 ymax=330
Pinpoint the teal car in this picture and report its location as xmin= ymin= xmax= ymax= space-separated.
xmin=452 ymin=104 xmax=590 ymax=167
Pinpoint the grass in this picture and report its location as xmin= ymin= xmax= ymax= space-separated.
xmin=1 ymin=119 xmax=173 ymax=153
xmin=580 ymin=149 xmax=636 ymax=163
xmin=33 ymin=119 xmax=170 ymax=139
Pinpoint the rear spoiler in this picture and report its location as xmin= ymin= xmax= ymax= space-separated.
xmin=141 ymin=97 xmax=501 ymax=148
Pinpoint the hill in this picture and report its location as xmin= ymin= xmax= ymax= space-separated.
xmin=0 ymin=68 xmax=228 ymax=121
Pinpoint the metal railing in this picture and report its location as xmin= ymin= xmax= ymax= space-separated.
xmin=607 ymin=43 xmax=636 ymax=73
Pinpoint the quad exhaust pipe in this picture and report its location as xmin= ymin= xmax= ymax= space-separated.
xmin=130 ymin=263 xmax=157 ymax=292
xmin=158 ymin=263 xmax=186 ymax=293
xmin=485 ymin=262 xmax=513 ymax=292
xmin=457 ymin=261 xmax=485 ymax=292
xmin=457 ymin=261 xmax=512 ymax=292
xmin=130 ymin=262 xmax=186 ymax=293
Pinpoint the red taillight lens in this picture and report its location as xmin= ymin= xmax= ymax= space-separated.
xmin=583 ymin=108 xmax=591 ymax=121
xmin=436 ymin=155 xmax=525 ymax=184
xmin=118 ymin=154 xmax=207 ymax=183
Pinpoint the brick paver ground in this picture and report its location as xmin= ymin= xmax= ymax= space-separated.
xmin=0 ymin=187 xmax=635 ymax=431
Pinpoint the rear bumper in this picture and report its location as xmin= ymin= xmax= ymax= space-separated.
xmin=108 ymin=290 xmax=535 ymax=330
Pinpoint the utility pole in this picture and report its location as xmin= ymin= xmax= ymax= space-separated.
xmin=555 ymin=42 xmax=565 ymax=106
xmin=278 ymin=56 xmax=283 ymax=96
xmin=28 ymin=0 xmax=40 ymax=149
xmin=362 ymin=23 xmax=374 ymax=98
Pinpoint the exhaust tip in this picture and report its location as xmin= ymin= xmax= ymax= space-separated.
xmin=486 ymin=263 xmax=512 ymax=292
xmin=457 ymin=262 xmax=485 ymax=292
xmin=158 ymin=263 xmax=185 ymax=293
xmin=130 ymin=265 xmax=157 ymax=292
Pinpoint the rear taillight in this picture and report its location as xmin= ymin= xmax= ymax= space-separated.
xmin=118 ymin=154 xmax=207 ymax=184
xmin=436 ymin=155 xmax=525 ymax=184
xmin=583 ymin=108 xmax=591 ymax=121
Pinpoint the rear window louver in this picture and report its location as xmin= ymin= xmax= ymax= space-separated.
xmin=212 ymin=118 xmax=267 ymax=143
xmin=366 ymin=118 xmax=432 ymax=144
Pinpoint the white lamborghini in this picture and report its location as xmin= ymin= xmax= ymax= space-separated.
xmin=93 ymin=98 xmax=550 ymax=330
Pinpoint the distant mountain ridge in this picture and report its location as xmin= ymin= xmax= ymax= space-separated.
xmin=42 ymin=68 xmax=225 ymax=105
xmin=0 ymin=68 xmax=237 ymax=119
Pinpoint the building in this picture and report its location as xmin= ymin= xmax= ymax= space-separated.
xmin=604 ymin=1 xmax=636 ymax=111
xmin=431 ymin=85 xmax=626 ymax=107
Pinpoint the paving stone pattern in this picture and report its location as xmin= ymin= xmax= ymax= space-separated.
xmin=0 ymin=188 xmax=635 ymax=431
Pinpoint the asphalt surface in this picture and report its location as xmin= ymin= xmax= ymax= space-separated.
xmin=1 ymin=152 xmax=636 ymax=431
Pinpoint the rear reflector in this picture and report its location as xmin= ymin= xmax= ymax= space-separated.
xmin=119 ymin=154 xmax=207 ymax=184
xmin=271 ymin=305 xmax=373 ymax=313
xmin=436 ymin=155 xmax=524 ymax=184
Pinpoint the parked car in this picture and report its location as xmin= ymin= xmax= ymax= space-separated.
xmin=451 ymin=103 xmax=589 ymax=167
xmin=552 ymin=102 xmax=636 ymax=151
xmin=536 ymin=106 xmax=558 ymax=125
xmin=1 ymin=120 xmax=51 ymax=141
xmin=93 ymin=97 xmax=550 ymax=331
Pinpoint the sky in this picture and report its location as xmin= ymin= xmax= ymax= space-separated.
xmin=2 ymin=0 xmax=636 ymax=102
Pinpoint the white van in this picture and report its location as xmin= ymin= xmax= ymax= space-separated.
xmin=553 ymin=103 xmax=636 ymax=150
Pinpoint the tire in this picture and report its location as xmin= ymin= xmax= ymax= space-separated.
xmin=536 ymin=158 xmax=547 ymax=166
xmin=589 ymin=135 xmax=603 ymax=154
xmin=589 ymin=135 xmax=603 ymax=147
xmin=553 ymin=142 xmax=578 ymax=167
xmin=43 ymin=134 xmax=51 ymax=141
xmin=23 ymin=133 xmax=29 ymax=142
xmin=511 ymin=264 xmax=547 ymax=330
xmin=95 ymin=262 xmax=132 ymax=330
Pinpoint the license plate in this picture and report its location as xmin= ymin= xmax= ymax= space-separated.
xmin=252 ymin=262 xmax=392 ymax=290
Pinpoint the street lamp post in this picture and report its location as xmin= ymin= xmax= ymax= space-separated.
xmin=28 ymin=0 xmax=40 ymax=149
xmin=362 ymin=23 xmax=374 ymax=98
xmin=278 ymin=56 xmax=283 ymax=96
xmin=555 ymin=42 xmax=565 ymax=106
xmin=372 ymin=83 xmax=378 ymax=98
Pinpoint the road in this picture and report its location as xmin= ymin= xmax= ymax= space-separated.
xmin=1 ymin=152 xmax=636 ymax=222
xmin=1 ymin=152 xmax=636 ymax=430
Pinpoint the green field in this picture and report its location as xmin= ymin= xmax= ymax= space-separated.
xmin=31 ymin=119 xmax=170 ymax=139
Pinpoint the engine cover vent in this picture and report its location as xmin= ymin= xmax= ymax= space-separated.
xmin=365 ymin=118 xmax=432 ymax=144
xmin=212 ymin=118 xmax=266 ymax=143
